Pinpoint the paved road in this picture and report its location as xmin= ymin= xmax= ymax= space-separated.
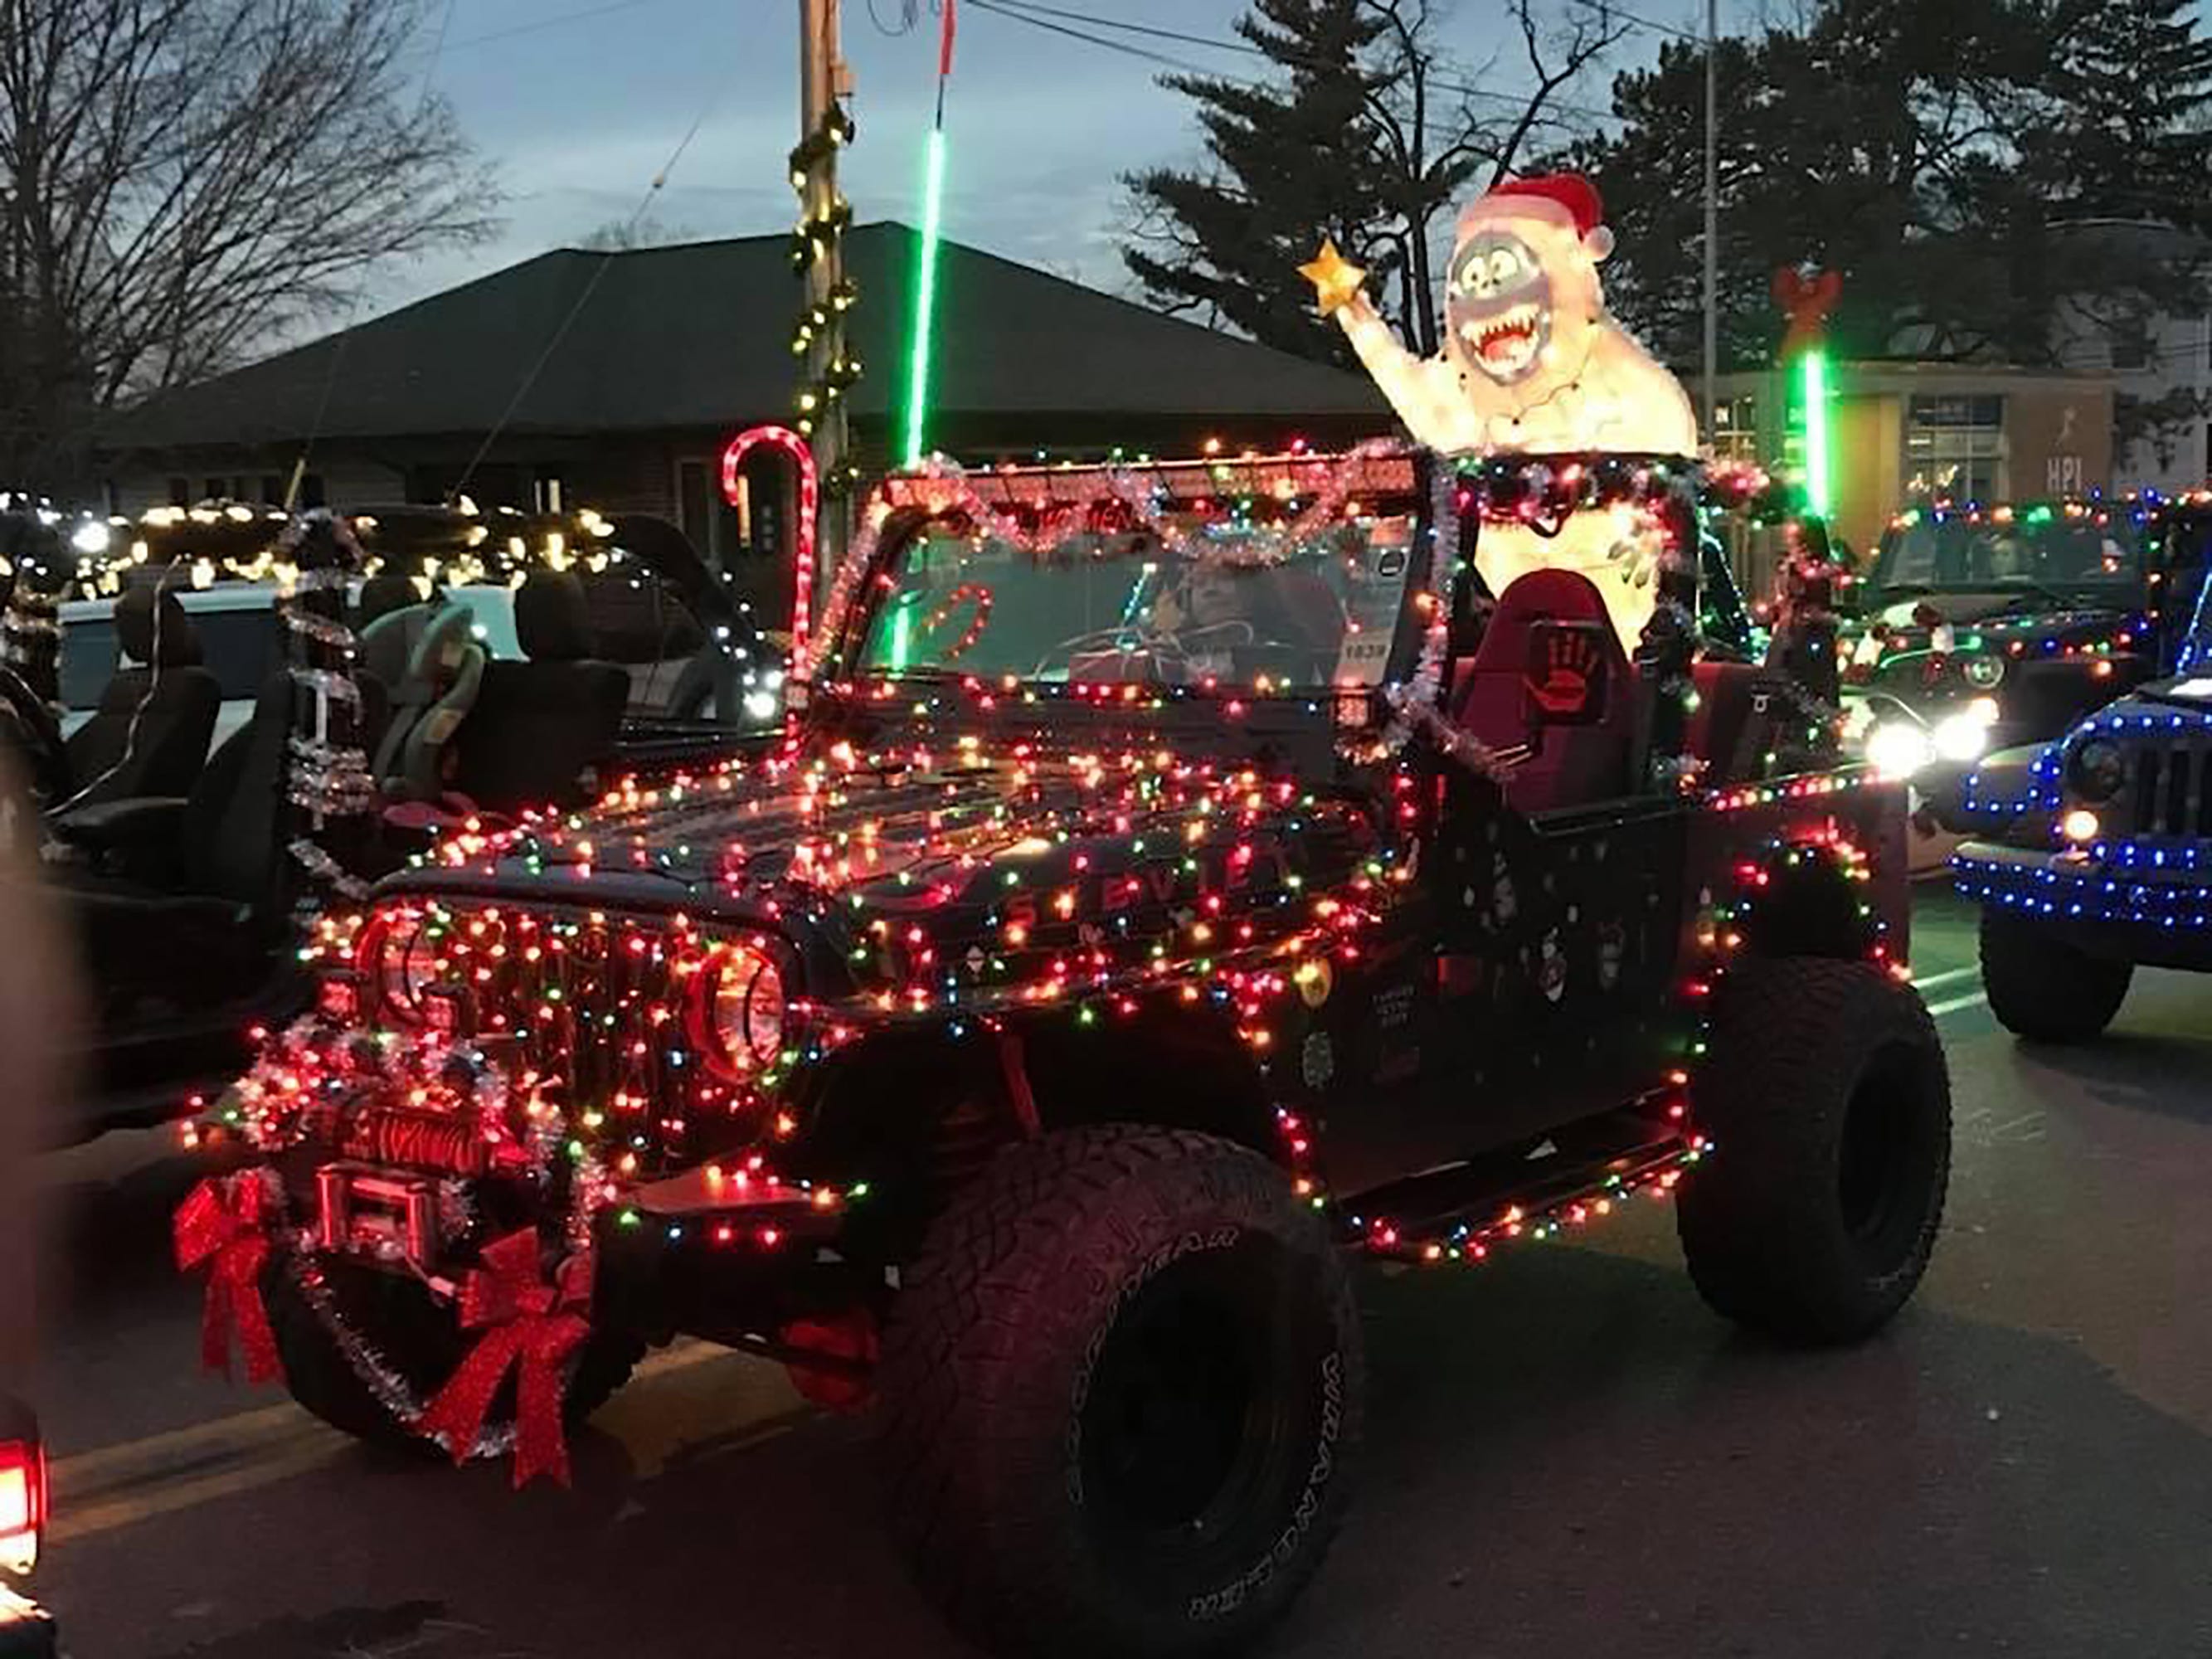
xmin=22 ymin=888 xmax=2212 ymax=1658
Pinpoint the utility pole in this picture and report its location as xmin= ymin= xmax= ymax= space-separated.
xmin=800 ymin=0 xmax=851 ymax=586
xmin=1702 ymin=0 xmax=1719 ymax=447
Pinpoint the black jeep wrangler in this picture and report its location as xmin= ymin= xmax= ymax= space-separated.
xmin=1845 ymin=494 xmax=2212 ymax=826
xmin=185 ymin=448 xmax=1951 ymax=1658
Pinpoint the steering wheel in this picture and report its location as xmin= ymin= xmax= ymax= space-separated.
xmin=0 ymin=666 xmax=66 ymax=806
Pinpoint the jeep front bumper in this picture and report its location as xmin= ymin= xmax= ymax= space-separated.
xmin=1954 ymin=840 xmax=2212 ymax=969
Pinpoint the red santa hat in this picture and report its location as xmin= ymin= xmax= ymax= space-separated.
xmin=1459 ymin=173 xmax=1613 ymax=260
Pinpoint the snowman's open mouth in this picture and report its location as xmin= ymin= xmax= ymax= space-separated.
xmin=1458 ymin=301 xmax=1548 ymax=382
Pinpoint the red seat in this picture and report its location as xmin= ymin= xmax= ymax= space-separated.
xmin=1450 ymin=569 xmax=1632 ymax=811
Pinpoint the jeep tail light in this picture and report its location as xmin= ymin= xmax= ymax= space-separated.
xmin=688 ymin=943 xmax=786 ymax=1080
xmin=0 ymin=1436 xmax=45 ymax=1579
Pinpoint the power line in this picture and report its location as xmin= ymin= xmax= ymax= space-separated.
xmin=453 ymin=80 xmax=729 ymax=499
xmin=1573 ymin=0 xmax=1708 ymax=45
xmin=975 ymin=0 xmax=1614 ymax=124
xmin=402 ymin=0 xmax=677 ymax=61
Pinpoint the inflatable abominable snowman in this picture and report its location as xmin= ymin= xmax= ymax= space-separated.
xmin=1303 ymin=173 xmax=1699 ymax=651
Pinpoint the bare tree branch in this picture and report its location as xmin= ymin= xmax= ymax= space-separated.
xmin=0 ymin=0 xmax=500 ymax=488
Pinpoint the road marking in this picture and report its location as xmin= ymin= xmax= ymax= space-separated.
xmin=47 ymin=1337 xmax=781 ymax=1543
xmin=1911 ymin=965 xmax=1977 ymax=993
xmin=1927 ymin=990 xmax=1989 ymax=1019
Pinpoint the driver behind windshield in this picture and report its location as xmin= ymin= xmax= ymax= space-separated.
xmin=1149 ymin=559 xmax=1344 ymax=685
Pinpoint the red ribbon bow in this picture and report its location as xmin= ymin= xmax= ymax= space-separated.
xmin=173 ymin=1174 xmax=284 ymax=1384
xmin=416 ymin=1229 xmax=592 ymax=1488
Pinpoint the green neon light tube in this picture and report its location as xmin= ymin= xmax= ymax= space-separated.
xmin=902 ymin=129 xmax=949 ymax=469
xmin=1802 ymin=349 xmax=1832 ymax=518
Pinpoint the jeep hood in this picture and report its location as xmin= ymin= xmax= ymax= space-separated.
xmin=396 ymin=747 xmax=1380 ymax=990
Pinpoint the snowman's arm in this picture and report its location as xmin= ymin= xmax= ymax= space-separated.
xmin=1335 ymin=295 xmax=1462 ymax=450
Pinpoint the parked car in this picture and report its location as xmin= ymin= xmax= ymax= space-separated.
xmin=190 ymin=447 xmax=1948 ymax=1659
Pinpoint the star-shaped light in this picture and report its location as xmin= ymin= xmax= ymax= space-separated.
xmin=1299 ymin=240 xmax=1366 ymax=316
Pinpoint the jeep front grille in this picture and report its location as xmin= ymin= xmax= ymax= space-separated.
xmin=365 ymin=899 xmax=756 ymax=1172
xmin=2128 ymin=742 xmax=2212 ymax=838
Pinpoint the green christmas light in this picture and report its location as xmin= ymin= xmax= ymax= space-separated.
xmin=902 ymin=128 xmax=949 ymax=469
xmin=1801 ymin=348 xmax=1832 ymax=518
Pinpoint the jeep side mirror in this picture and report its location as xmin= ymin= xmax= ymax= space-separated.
xmin=1523 ymin=620 xmax=1611 ymax=731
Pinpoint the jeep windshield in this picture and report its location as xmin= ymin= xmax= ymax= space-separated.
xmin=1864 ymin=513 xmax=2144 ymax=609
xmin=856 ymin=513 xmax=1417 ymax=692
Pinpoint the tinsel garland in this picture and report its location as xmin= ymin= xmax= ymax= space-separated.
xmin=0 ymin=587 xmax=60 ymax=711
xmin=279 ymin=515 xmax=376 ymax=901
xmin=811 ymin=440 xmax=1415 ymax=683
xmin=197 ymin=1018 xmax=615 ymax=1479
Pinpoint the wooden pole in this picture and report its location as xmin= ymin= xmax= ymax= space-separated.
xmin=799 ymin=0 xmax=850 ymax=595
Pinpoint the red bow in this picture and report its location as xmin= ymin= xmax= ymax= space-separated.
xmin=173 ymin=1174 xmax=284 ymax=1384
xmin=416 ymin=1229 xmax=592 ymax=1488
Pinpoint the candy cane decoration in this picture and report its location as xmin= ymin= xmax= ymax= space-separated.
xmin=722 ymin=425 xmax=819 ymax=678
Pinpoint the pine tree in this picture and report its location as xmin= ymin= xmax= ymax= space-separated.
xmin=1568 ymin=0 xmax=2212 ymax=437
xmin=1123 ymin=1 xmax=1628 ymax=366
xmin=1121 ymin=0 xmax=1395 ymax=366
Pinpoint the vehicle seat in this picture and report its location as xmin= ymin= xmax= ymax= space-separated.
xmin=356 ymin=591 xmax=437 ymax=695
xmin=450 ymin=572 xmax=628 ymax=813
xmin=64 ymin=674 xmax=301 ymax=1021
xmin=355 ymin=573 xmax=423 ymax=636
xmin=372 ymin=605 xmax=484 ymax=801
xmin=61 ymin=586 xmax=221 ymax=807
xmin=1687 ymin=660 xmax=1763 ymax=786
xmin=1450 ymin=569 xmax=1632 ymax=811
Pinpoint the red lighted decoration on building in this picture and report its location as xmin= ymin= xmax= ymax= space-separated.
xmin=722 ymin=425 xmax=819 ymax=675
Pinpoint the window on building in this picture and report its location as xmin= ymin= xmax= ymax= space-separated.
xmin=532 ymin=474 xmax=565 ymax=513
xmin=167 ymin=478 xmax=189 ymax=508
xmin=260 ymin=474 xmax=284 ymax=504
xmin=1904 ymin=394 xmax=2005 ymax=502
xmin=1710 ymin=394 xmax=1759 ymax=462
xmin=298 ymin=473 xmax=326 ymax=508
xmin=674 ymin=458 xmax=743 ymax=567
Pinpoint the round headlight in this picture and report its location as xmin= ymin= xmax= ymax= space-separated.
xmin=1932 ymin=708 xmax=1995 ymax=764
xmin=691 ymin=944 xmax=786 ymax=1078
xmin=359 ymin=916 xmax=436 ymax=1024
xmin=1865 ymin=720 xmax=1933 ymax=780
xmin=1962 ymin=654 xmax=2005 ymax=690
xmin=2068 ymin=739 xmax=2126 ymax=803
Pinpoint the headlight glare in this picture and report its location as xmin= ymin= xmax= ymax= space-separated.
xmin=1866 ymin=720 xmax=1933 ymax=779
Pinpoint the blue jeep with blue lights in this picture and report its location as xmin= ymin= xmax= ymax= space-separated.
xmin=1953 ymin=504 xmax=2212 ymax=1042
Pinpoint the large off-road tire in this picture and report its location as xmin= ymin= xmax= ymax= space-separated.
xmin=878 ymin=1125 xmax=1361 ymax=1659
xmin=265 ymin=1258 xmax=643 ymax=1456
xmin=1979 ymin=906 xmax=2132 ymax=1044
xmin=1677 ymin=956 xmax=1951 ymax=1345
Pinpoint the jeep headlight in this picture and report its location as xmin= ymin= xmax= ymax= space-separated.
xmin=1932 ymin=697 xmax=2001 ymax=764
xmin=1866 ymin=719 xmax=1934 ymax=779
xmin=1961 ymin=654 xmax=2005 ymax=690
xmin=2067 ymin=738 xmax=2126 ymax=803
xmin=689 ymin=942 xmax=787 ymax=1078
xmin=359 ymin=914 xmax=435 ymax=1024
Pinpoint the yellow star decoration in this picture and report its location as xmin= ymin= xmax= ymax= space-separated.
xmin=1300 ymin=239 xmax=1366 ymax=316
